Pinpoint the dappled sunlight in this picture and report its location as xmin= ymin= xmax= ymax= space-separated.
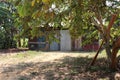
xmin=0 ymin=51 xmax=120 ymax=80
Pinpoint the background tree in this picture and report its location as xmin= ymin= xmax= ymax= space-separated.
xmin=0 ymin=1 xmax=16 ymax=49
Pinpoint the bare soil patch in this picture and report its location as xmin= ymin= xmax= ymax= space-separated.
xmin=0 ymin=51 xmax=119 ymax=80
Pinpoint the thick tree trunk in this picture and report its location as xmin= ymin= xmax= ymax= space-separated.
xmin=93 ymin=14 xmax=118 ymax=71
xmin=111 ymin=37 xmax=120 ymax=70
xmin=105 ymin=41 xmax=112 ymax=62
xmin=111 ymin=47 xmax=119 ymax=70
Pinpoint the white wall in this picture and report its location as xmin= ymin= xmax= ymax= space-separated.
xmin=60 ymin=30 xmax=71 ymax=51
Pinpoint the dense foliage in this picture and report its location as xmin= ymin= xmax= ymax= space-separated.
xmin=0 ymin=1 xmax=16 ymax=49
xmin=7 ymin=0 xmax=120 ymax=38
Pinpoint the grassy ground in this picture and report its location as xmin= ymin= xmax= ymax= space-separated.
xmin=0 ymin=50 xmax=119 ymax=80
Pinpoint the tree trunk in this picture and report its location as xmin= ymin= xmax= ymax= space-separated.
xmin=18 ymin=38 xmax=21 ymax=48
xmin=105 ymin=41 xmax=112 ymax=61
xmin=111 ymin=37 xmax=120 ymax=70
xmin=111 ymin=47 xmax=119 ymax=70
xmin=23 ymin=38 xmax=26 ymax=47
xmin=105 ymin=14 xmax=118 ymax=71
xmin=94 ymin=14 xmax=118 ymax=71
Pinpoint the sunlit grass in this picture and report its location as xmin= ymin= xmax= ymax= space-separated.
xmin=0 ymin=51 xmax=42 ymax=64
xmin=0 ymin=50 xmax=120 ymax=65
xmin=13 ymin=51 xmax=42 ymax=59
xmin=0 ymin=50 xmax=120 ymax=79
xmin=0 ymin=50 xmax=106 ymax=61
xmin=0 ymin=51 xmax=41 ymax=58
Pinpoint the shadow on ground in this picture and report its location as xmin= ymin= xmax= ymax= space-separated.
xmin=0 ymin=55 xmax=118 ymax=80
xmin=0 ymin=48 xmax=28 ymax=54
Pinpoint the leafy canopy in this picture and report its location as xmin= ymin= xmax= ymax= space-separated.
xmin=8 ymin=0 xmax=120 ymax=40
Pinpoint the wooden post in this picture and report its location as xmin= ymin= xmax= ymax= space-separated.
xmin=90 ymin=40 xmax=104 ymax=66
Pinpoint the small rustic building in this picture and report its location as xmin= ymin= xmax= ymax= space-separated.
xmin=29 ymin=30 xmax=72 ymax=51
xmin=28 ymin=30 xmax=99 ymax=51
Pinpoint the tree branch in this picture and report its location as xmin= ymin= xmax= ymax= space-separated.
xmin=91 ymin=17 xmax=103 ymax=34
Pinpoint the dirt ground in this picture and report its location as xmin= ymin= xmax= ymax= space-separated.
xmin=0 ymin=51 xmax=120 ymax=80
